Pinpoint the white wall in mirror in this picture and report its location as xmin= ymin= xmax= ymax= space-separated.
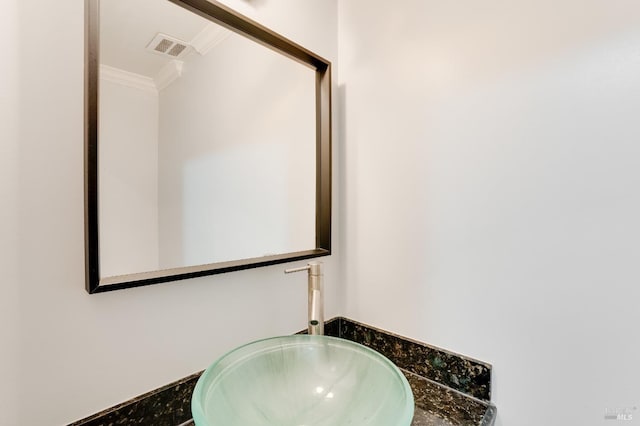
xmin=99 ymin=79 xmax=160 ymax=276
xmin=98 ymin=0 xmax=316 ymax=278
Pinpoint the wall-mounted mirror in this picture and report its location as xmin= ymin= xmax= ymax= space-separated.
xmin=85 ymin=0 xmax=331 ymax=293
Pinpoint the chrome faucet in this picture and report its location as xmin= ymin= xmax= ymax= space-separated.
xmin=284 ymin=262 xmax=324 ymax=335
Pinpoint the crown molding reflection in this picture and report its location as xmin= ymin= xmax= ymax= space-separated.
xmin=100 ymin=64 xmax=158 ymax=95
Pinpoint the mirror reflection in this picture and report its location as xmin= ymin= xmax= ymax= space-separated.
xmin=98 ymin=0 xmax=317 ymax=278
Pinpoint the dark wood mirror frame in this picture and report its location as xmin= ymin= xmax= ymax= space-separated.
xmin=85 ymin=0 xmax=331 ymax=293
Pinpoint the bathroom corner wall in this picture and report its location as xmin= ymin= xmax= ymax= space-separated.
xmin=339 ymin=1 xmax=640 ymax=425
xmin=10 ymin=1 xmax=339 ymax=424
xmin=0 ymin=1 xmax=20 ymax=424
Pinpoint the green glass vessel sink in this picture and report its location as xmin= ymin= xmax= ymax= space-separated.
xmin=192 ymin=335 xmax=414 ymax=426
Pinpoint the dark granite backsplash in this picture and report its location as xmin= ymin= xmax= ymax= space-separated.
xmin=68 ymin=373 xmax=199 ymax=426
xmin=330 ymin=318 xmax=491 ymax=402
xmin=403 ymin=371 xmax=494 ymax=426
xmin=69 ymin=317 xmax=496 ymax=426
xmin=322 ymin=318 xmax=495 ymax=425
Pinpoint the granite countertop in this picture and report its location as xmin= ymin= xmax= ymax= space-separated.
xmin=403 ymin=371 xmax=496 ymax=425
xmin=70 ymin=317 xmax=496 ymax=426
xmin=179 ymin=369 xmax=495 ymax=426
xmin=323 ymin=318 xmax=496 ymax=426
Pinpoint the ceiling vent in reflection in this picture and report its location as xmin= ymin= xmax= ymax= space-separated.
xmin=146 ymin=33 xmax=191 ymax=59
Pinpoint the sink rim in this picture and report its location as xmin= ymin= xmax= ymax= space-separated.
xmin=192 ymin=334 xmax=414 ymax=425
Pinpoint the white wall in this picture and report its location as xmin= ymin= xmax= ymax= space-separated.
xmin=99 ymin=79 xmax=159 ymax=276
xmin=339 ymin=1 xmax=640 ymax=425
xmin=1 ymin=0 xmax=20 ymax=424
xmin=11 ymin=0 xmax=339 ymax=424
xmin=16 ymin=0 xmax=640 ymax=424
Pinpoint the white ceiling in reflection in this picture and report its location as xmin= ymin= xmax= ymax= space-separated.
xmin=100 ymin=0 xmax=228 ymax=79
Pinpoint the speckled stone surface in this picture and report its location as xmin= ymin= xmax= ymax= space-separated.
xmin=403 ymin=371 xmax=493 ymax=426
xmin=68 ymin=373 xmax=199 ymax=426
xmin=69 ymin=317 xmax=496 ymax=426
xmin=324 ymin=318 xmax=496 ymax=426
xmin=331 ymin=317 xmax=492 ymax=402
